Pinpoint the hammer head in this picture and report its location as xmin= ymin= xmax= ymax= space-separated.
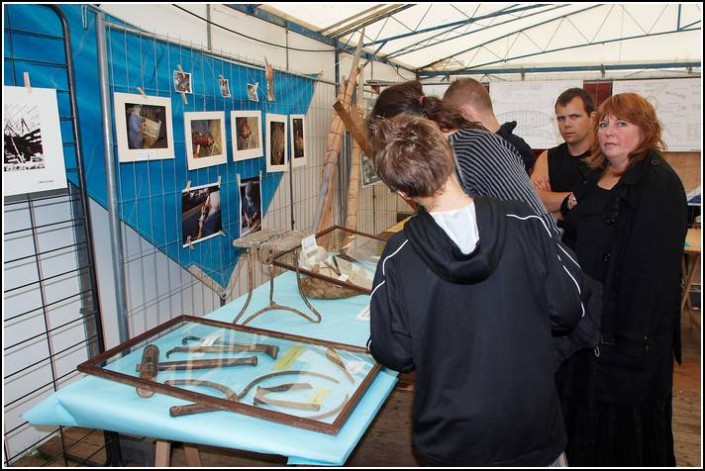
xmin=135 ymin=344 xmax=159 ymax=398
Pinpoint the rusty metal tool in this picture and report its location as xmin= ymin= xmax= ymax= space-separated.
xmin=173 ymin=337 xmax=280 ymax=359
xmin=325 ymin=348 xmax=355 ymax=382
xmin=135 ymin=344 xmax=159 ymax=398
xmin=169 ymin=370 xmax=339 ymax=417
xmin=143 ymin=356 xmax=258 ymax=372
xmin=253 ymin=384 xmax=320 ymax=411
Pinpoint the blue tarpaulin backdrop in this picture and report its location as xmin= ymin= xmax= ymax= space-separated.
xmin=4 ymin=4 xmax=316 ymax=287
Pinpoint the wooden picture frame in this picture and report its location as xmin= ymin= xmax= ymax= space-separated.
xmin=231 ymin=111 xmax=263 ymax=162
xmin=3 ymin=86 xmax=68 ymax=196
xmin=184 ymin=111 xmax=227 ymax=170
xmin=76 ymin=315 xmax=381 ymax=435
xmin=265 ymin=113 xmax=288 ymax=173
xmin=113 ymin=92 xmax=174 ymax=163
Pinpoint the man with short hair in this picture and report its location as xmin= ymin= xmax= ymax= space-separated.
xmin=531 ymin=88 xmax=599 ymax=224
xmin=444 ymin=77 xmax=535 ymax=173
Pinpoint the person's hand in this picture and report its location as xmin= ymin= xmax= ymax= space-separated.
xmin=566 ymin=192 xmax=578 ymax=210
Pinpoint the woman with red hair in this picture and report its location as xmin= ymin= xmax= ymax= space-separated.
xmin=559 ymin=92 xmax=688 ymax=466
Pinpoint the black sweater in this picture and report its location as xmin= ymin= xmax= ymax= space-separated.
xmin=370 ymin=197 xmax=583 ymax=466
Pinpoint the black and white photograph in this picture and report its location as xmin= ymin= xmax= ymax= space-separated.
xmin=239 ymin=175 xmax=262 ymax=238
xmin=3 ymin=86 xmax=68 ymax=196
xmin=181 ymin=181 xmax=222 ymax=247
xmin=184 ymin=111 xmax=227 ymax=170
xmin=266 ymin=113 xmax=287 ymax=172
xmin=219 ymin=77 xmax=231 ymax=98
xmin=113 ymin=92 xmax=174 ymax=163
xmin=173 ymin=70 xmax=192 ymax=94
xmin=290 ymin=114 xmax=306 ymax=167
xmin=231 ymin=110 xmax=263 ymax=161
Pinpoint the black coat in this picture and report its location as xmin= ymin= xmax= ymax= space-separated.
xmin=563 ymin=150 xmax=688 ymax=402
xmin=370 ymin=197 xmax=584 ymax=466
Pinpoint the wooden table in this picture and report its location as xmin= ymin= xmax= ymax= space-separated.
xmin=682 ymin=227 xmax=701 ymax=326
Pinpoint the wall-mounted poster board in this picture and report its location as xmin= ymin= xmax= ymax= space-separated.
xmin=612 ymin=78 xmax=701 ymax=152
xmin=490 ymin=80 xmax=582 ymax=149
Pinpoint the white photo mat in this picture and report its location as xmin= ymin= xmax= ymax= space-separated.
xmin=290 ymin=114 xmax=306 ymax=168
xmin=231 ymin=110 xmax=263 ymax=161
xmin=3 ymin=86 xmax=68 ymax=196
xmin=185 ymin=111 xmax=227 ymax=170
xmin=113 ymin=92 xmax=174 ymax=163
xmin=266 ymin=113 xmax=288 ymax=173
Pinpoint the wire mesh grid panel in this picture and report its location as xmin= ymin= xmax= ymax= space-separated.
xmin=3 ymin=5 xmax=105 ymax=466
xmin=103 ymin=18 xmax=337 ymax=342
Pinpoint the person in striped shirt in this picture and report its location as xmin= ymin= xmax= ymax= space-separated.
xmin=369 ymin=80 xmax=558 ymax=235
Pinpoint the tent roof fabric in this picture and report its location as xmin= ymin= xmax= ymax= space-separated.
xmin=259 ymin=3 xmax=702 ymax=77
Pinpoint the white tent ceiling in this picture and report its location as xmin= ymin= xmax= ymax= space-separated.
xmin=259 ymin=3 xmax=702 ymax=78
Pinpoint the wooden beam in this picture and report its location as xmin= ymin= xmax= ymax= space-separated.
xmin=333 ymin=101 xmax=372 ymax=157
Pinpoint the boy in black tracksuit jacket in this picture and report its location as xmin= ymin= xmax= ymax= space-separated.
xmin=367 ymin=114 xmax=584 ymax=466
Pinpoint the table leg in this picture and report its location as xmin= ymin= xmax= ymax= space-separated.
xmin=184 ymin=445 xmax=202 ymax=466
xmin=681 ymin=253 xmax=701 ymax=327
xmin=154 ymin=441 xmax=201 ymax=467
xmin=154 ymin=440 xmax=171 ymax=467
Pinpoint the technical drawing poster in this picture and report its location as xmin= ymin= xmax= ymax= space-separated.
xmin=490 ymin=80 xmax=582 ymax=149
xmin=3 ymin=86 xmax=67 ymax=196
xmin=612 ymin=78 xmax=701 ymax=151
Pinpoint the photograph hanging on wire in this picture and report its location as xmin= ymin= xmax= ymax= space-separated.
xmin=173 ymin=70 xmax=193 ymax=94
xmin=219 ymin=77 xmax=231 ymax=98
xmin=361 ymin=153 xmax=381 ymax=187
xmin=113 ymin=92 xmax=174 ymax=163
xmin=266 ymin=113 xmax=288 ymax=172
xmin=184 ymin=111 xmax=227 ymax=170
xmin=182 ymin=181 xmax=223 ymax=247
xmin=239 ymin=175 xmax=262 ymax=238
xmin=247 ymin=83 xmax=259 ymax=102
xmin=265 ymin=63 xmax=275 ymax=102
xmin=3 ymin=86 xmax=68 ymax=196
xmin=231 ymin=110 xmax=263 ymax=161
xmin=290 ymin=114 xmax=306 ymax=167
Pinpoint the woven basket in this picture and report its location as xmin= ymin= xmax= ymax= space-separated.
xmin=298 ymin=275 xmax=361 ymax=299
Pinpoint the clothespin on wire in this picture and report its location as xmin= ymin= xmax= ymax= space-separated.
xmin=136 ymin=87 xmax=147 ymax=98
xmin=23 ymin=72 xmax=32 ymax=93
xmin=177 ymin=64 xmax=188 ymax=106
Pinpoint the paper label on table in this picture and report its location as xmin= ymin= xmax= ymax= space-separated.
xmin=310 ymin=387 xmax=331 ymax=406
xmin=193 ymin=333 xmax=220 ymax=357
xmin=347 ymin=360 xmax=365 ymax=375
xmin=356 ymin=304 xmax=370 ymax=321
xmin=301 ymin=235 xmax=317 ymax=259
xmin=273 ymin=345 xmax=305 ymax=371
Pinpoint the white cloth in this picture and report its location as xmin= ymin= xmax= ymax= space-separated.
xmin=430 ymin=202 xmax=479 ymax=254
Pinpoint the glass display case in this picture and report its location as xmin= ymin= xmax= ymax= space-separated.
xmin=77 ymin=315 xmax=381 ymax=434
xmin=270 ymin=225 xmax=387 ymax=296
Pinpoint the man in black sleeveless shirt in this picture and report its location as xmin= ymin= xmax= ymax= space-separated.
xmin=531 ymin=88 xmax=599 ymax=223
